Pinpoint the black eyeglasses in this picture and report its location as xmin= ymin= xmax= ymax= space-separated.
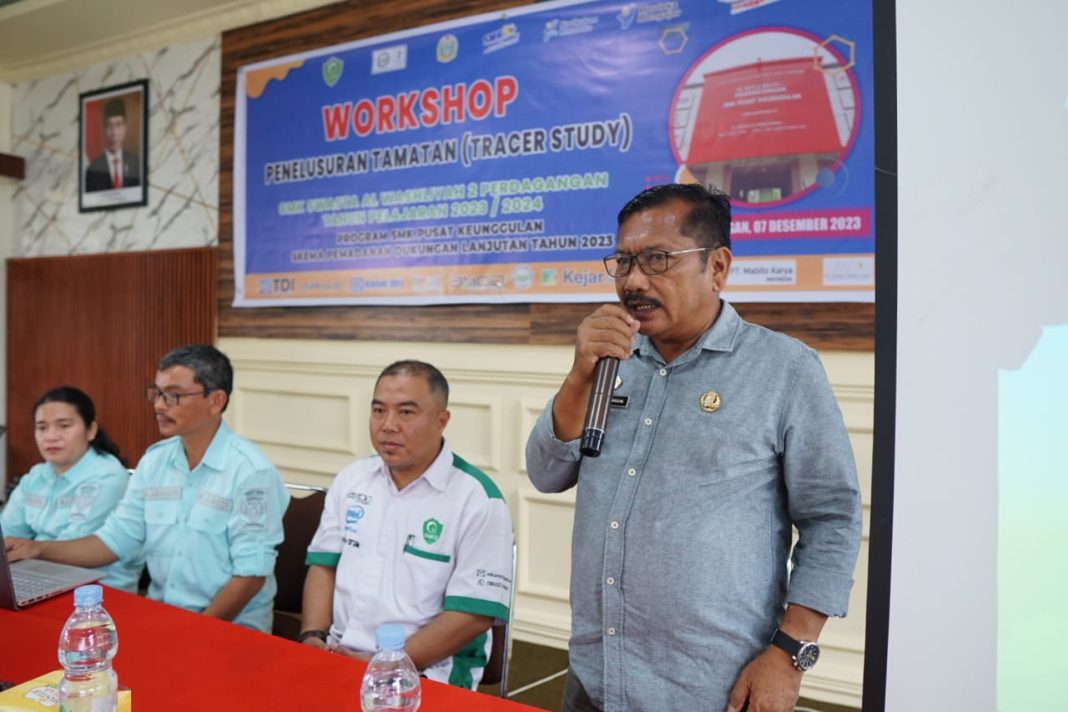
xmin=145 ymin=386 xmax=207 ymax=407
xmin=602 ymin=247 xmax=712 ymax=278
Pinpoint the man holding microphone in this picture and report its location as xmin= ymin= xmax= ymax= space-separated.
xmin=526 ymin=183 xmax=862 ymax=712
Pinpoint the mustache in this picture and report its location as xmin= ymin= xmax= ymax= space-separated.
xmin=623 ymin=292 xmax=662 ymax=309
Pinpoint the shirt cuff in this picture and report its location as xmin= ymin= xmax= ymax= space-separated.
xmin=230 ymin=542 xmax=278 ymax=577
xmin=533 ymin=398 xmax=582 ymax=460
xmin=94 ymin=526 xmax=137 ymax=562
xmin=786 ymin=566 xmax=855 ymax=618
xmin=305 ymin=551 xmax=341 ymax=567
xmin=444 ymin=595 xmax=510 ymax=621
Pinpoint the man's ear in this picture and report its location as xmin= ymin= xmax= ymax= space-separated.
xmin=710 ymin=246 xmax=733 ymax=292
xmin=209 ymin=390 xmax=228 ymax=415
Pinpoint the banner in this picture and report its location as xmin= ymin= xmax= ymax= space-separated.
xmin=234 ymin=0 xmax=874 ymax=306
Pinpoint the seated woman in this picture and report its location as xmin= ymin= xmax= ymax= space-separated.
xmin=0 ymin=386 xmax=142 ymax=591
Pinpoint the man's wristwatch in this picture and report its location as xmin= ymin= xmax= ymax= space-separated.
xmin=298 ymin=629 xmax=329 ymax=644
xmin=770 ymin=629 xmax=820 ymax=672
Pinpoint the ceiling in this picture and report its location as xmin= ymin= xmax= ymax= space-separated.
xmin=0 ymin=0 xmax=336 ymax=82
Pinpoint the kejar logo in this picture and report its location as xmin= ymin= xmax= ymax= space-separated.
xmin=436 ymin=34 xmax=458 ymax=63
xmin=483 ymin=23 xmax=519 ymax=54
xmin=618 ymin=4 xmax=636 ymax=29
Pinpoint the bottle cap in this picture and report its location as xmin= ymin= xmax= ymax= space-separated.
xmin=375 ymin=623 xmax=406 ymax=651
xmin=73 ymin=584 xmax=103 ymax=607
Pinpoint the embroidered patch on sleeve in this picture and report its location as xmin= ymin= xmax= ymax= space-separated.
xmin=239 ymin=487 xmax=269 ymax=531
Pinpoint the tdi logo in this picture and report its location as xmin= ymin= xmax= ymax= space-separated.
xmin=269 ymin=278 xmax=295 ymax=293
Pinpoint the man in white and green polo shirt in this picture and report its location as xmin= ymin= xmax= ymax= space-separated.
xmin=300 ymin=360 xmax=513 ymax=690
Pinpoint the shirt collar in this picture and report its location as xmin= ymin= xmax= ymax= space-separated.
xmin=188 ymin=420 xmax=233 ymax=472
xmin=50 ymin=448 xmax=104 ymax=483
xmin=374 ymin=438 xmax=453 ymax=493
xmin=632 ymin=300 xmax=741 ymax=364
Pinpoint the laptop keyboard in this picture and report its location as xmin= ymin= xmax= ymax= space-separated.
xmin=11 ymin=570 xmax=65 ymax=604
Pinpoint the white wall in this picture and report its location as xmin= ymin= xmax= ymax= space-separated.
xmin=220 ymin=336 xmax=874 ymax=708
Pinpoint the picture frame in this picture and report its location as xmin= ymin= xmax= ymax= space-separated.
xmin=79 ymin=79 xmax=149 ymax=212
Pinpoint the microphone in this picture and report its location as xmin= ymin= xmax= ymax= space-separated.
xmin=580 ymin=357 xmax=620 ymax=457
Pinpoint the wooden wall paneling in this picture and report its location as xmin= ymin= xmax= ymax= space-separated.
xmin=6 ymin=248 xmax=216 ymax=485
xmin=218 ymin=0 xmax=874 ymax=351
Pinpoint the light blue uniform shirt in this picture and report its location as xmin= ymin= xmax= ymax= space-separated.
xmin=526 ymin=303 xmax=862 ymax=712
xmin=96 ymin=421 xmax=289 ymax=632
xmin=1 ymin=448 xmax=142 ymax=592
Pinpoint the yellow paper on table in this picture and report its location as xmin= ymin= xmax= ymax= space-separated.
xmin=0 ymin=670 xmax=131 ymax=711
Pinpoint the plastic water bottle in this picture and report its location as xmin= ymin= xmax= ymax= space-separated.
xmin=360 ymin=623 xmax=421 ymax=711
xmin=57 ymin=584 xmax=118 ymax=712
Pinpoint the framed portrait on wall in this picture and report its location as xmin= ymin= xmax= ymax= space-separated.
xmin=79 ymin=79 xmax=149 ymax=212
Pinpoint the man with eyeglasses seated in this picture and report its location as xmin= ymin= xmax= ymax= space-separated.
xmin=525 ymin=184 xmax=862 ymax=712
xmin=299 ymin=360 xmax=512 ymax=690
xmin=5 ymin=344 xmax=289 ymax=632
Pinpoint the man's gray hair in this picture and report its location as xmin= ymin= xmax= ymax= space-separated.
xmin=158 ymin=344 xmax=233 ymax=411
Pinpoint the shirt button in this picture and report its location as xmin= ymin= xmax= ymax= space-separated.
xmin=610 ymin=521 xmax=620 ymax=529
xmin=644 ymin=417 xmax=652 ymax=426
xmin=659 ymin=368 xmax=667 ymax=376
xmin=627 ymin=468 xmax=636 ymax=476
xmin=606 ymin=576 xmax=616 ymax=585
xmin=607 ymin=627 xmax=616 ymax=636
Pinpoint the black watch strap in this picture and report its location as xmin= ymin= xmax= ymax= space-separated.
xmin=770 ymin=628 xmax=802 ymax=657
xmin=770 ymin=628 xmax=820 ymax=671
xmin=298 ymin=629 xmax=328 ymax=643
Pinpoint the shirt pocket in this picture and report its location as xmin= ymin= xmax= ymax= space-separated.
xmin=188 ymin=504 xmax=229 ymax=533
xmin=398 ymin=542 xmax=453 ymax=611
xmin=143 ymin=500 xmax=178 ymax=553
xmin=187 ymin=505 xmax=231 ymax=564
xmin=144 ymin=499 xmax=178 ymax=525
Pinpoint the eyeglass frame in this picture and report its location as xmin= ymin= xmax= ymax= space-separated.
xmin=145 ymin=386 xmax=208 ymax=407
xmin=601 ymin=246 xmax=715 ymax=278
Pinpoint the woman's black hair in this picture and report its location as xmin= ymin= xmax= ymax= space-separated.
xmin=33 ymin=386 xmax=124 ymax=465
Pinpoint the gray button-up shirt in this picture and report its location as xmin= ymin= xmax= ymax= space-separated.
xmin=526 ymin=303 xmax=862 ymax=711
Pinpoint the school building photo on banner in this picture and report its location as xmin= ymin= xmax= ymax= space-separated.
xmin=79 ymin=79 xmax=148 ymax=212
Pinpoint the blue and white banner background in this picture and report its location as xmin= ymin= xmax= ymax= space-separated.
xmin=234 ymin=0 xmax=873 ymax=306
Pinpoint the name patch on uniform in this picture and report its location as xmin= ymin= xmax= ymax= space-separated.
xmin=196 ymin=490 xmax=234 ymax=512
xmin=144 ymin=487 xmax=181 ymax=501
xmin=610 ymin=395 xmax=630 ymax=409
xmin=23 ymin=493 xmax=45 ymax=508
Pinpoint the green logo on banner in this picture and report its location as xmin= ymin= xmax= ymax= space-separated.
xmin=322 ymin=57 xmax=343 ymax=87
xmin=422 ymin=518 xmax=443 ymax=544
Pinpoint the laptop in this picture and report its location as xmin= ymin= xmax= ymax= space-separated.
xmin=0 ymin=520 xmax=103 ymax=610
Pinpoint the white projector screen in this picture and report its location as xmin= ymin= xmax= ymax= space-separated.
xmin=867 ymin=1 xmax=1068 ymax=710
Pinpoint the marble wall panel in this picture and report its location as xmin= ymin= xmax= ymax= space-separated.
xmin=11 ymin=37 xmax=219 ymax=256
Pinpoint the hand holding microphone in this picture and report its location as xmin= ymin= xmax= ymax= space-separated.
xmin=550 ymin=305 xmax=638 ymax=455
xmin=580 ymin=357 xmax=619 ymax=457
